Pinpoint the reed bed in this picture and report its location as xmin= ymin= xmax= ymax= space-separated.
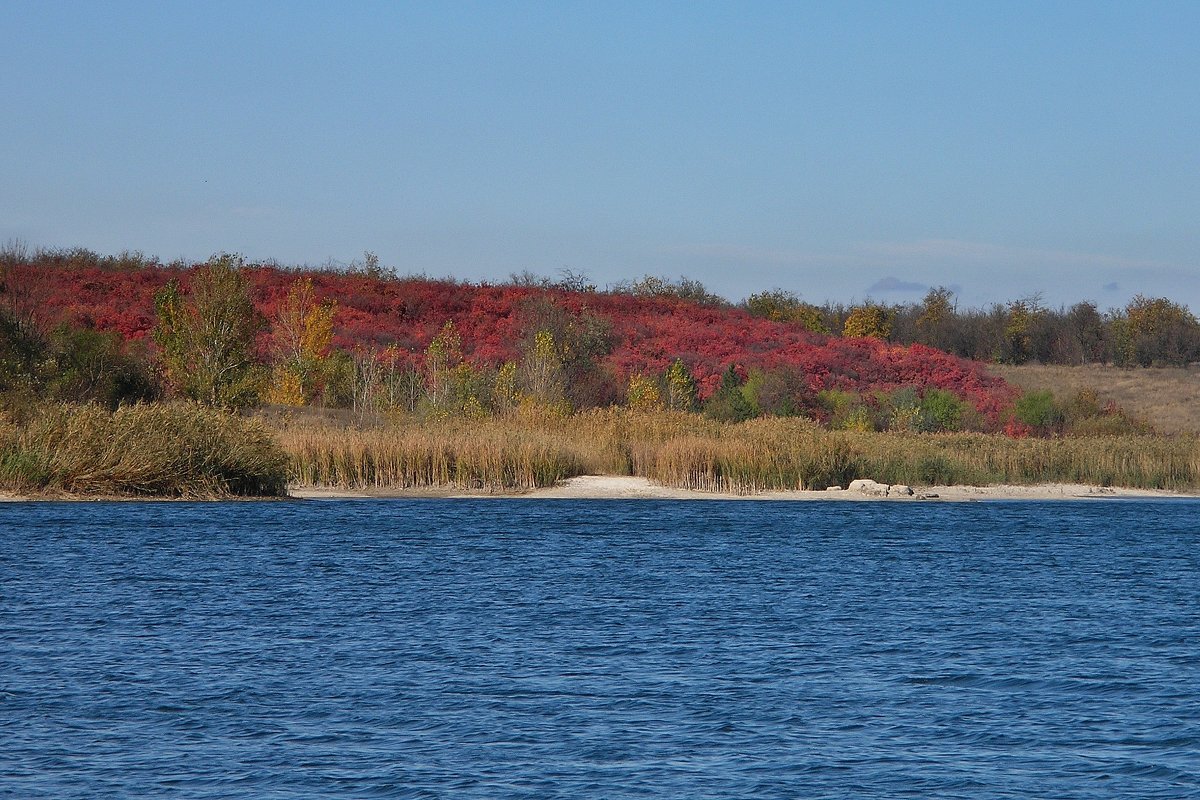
xmin=17 ymin=404 xmax=1190 ymax=500
xmin=0 ymin=403 xmax=289 ymax=497
xmin=641 ymin=419 xmax=1200 ymax=493
xmin=278 ymin=418 xmax=592 ymax=491
xmin=272 ymin=408 xmax=1200 ymax=495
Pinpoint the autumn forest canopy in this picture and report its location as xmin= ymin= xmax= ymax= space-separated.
xmin=3 ymin=243 xmax=1196 ymax=438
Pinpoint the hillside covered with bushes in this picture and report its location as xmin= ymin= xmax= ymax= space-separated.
xmin=1 ymin=249 xmax=1016 ymax=425
xmin=0 ymin=245 xmax=1159 ymax=437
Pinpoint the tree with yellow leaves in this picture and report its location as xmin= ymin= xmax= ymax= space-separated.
xmin=267 ymin=277 xmax=337 ymax=405
xmin=842 ymin=303 xmax=893 ymax=340
xmin=626 ymin=373 xmax=663 ymax=412
xmin=520 ymin=329 xmax=567 ymax=408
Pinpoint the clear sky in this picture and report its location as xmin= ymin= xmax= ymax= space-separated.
xmin=3 ymin=1 xmax=1197 ymax=310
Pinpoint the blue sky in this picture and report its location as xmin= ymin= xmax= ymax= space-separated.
xmin=2 ymin=1 xmax=1197 ymax=310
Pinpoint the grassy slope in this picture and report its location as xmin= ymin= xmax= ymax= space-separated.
xmin=991 ymin=364 xmax=1200 ymax=434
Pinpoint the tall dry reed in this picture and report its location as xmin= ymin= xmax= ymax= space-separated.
xmin=277 ymin=416 xmax=591 ymax=491
xmin=271 ymin=408 xmax=1200 ymax=494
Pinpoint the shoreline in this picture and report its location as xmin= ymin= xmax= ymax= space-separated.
xmin=289 ymin=476 xmax=1197 ymax=502
xmin=4 ymin=477 xmax=1195 ymax=503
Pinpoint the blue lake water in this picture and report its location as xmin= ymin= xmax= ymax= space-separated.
xmin=3 ymin=499 xmax=1200 ymax=798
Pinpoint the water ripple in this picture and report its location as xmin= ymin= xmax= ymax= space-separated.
xmin=2 ymin=499 xmax=1199 ymax=798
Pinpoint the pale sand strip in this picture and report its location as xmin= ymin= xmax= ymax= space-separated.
xmin=2 ymin=483 xmax=1187 ymax=501
xmin=514 ymin=476 xmax=1188 ymax=501
xmin=289 ymin=476 xmax=1196 ymax=501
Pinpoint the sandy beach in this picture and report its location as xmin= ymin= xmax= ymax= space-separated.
xmin=3 ymin=481 xmax=1189 ymax=502
xmin=288 ymin=476 xmax=1195 ymax=502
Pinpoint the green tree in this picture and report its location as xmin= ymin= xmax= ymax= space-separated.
xmin=626 ymin=373 xmax=664 ymax=412
xmin=703 ymin=365 xmax=756 ymax=423
xmin=45 ymin=325 xmax=158 ymax=408
xmin=919 ymin=388 xmax=967 ymax=432
xmin=493 ymin=360 xmax=519 ymax=415
xmin=516 ymin=298 xmax=614 ymax=408
xmin=1003 ymin=297 xmax=1045 ymax=364
xmin=1014 ymin=390 xmax=1064 ymax=434
xmin=0 ymin=306 xmax=45 ymax=397
xmin=1111 ymin=295 xmax=1199 ymax=366
xmin=153 ymin=254 xmax=263 ymax=408
xmin=420 ymin=322 xmax=492 ymax=417
xmin=817 ymin=389 xmax=874 ymax=431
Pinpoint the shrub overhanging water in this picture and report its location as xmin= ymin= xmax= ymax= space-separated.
xmin=0 ymin=403 xmax=289 ymax=497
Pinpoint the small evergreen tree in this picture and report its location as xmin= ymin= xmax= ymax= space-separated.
xmin=703 ymin=365 xmax=755 ymax=423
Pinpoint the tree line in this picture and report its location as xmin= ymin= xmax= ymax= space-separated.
xmin=744 ymin=287 xmax=1200 ymax=368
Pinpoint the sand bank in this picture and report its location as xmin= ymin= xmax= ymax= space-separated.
xmin=289 ymin=476 xmax=1196 ymax=502
xmin=511 ymin=476 xmax=1189 ymax=501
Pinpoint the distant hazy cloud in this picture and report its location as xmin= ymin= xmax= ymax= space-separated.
xmin=660 ymin=238 xmax=1197 ymax=310
xmin=859 ymin=238 xmax=1171 ymax=272
xmin=867 ymin=276 xmax=926 ymax=294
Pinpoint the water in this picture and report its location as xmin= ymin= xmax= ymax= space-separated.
xmin=3 ymin=499 xmax=1199 ymax=798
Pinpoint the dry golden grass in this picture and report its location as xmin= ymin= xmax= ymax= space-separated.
xmin=272 ymin=408 xmax=1200 ymax=495
xmin=992 ymin=364 xmax=1200 ymax=434
xmin=7 ymin=403 xmax=1191 ymax=499
xmin=276 ymin=416 xmax=591 ymax=492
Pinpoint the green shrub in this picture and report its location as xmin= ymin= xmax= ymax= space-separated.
xmin=920 ymin=388 xmax=968 ymax=432
xmin=1015 ymin=390 xmax=1064 ymax=433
